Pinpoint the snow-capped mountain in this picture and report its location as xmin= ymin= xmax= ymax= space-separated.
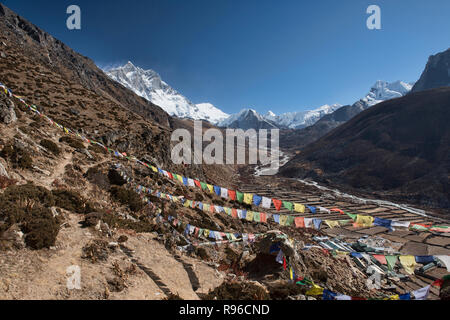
xmin=105 ymin=62 xmax=229 ymax=124
xmin=219 ymin=104 xmax=341 ymax=129
xmin=360 ymin=80 xmax=414 ymax=108
xmin=264 ymin=104 xmax=342 ymax=129
xmin=219 ymin=80 xmax=414 ymax=131
xmin=219 ymin=109 xmax=279 ymax=130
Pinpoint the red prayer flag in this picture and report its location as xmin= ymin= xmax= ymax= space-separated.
xmin=228 ymin=190 xmax=237 ymax=201
xmin=260 ymin=213 xmax=267 ymax=223
xmin=167 ymin=172 xmax=174 ymax=180
xmin=194 ymin=180 xmax=201 ymax=188
xmin=283 ymin=257 xmax=287 ymax=270
xmin=331 ymin=208 xmax=344 ymax=215
xmin=273 ymin=199 xmax=282 ymax=211
xmin=432 ymin=279 xmax=443 ymax=287
xmin=295 ymin=217 xmax=305 ymax=228
xmin=232 ymin=208 xmax=238 ymax=218
xmin=373 ymin=255 xmax=387 ymax=265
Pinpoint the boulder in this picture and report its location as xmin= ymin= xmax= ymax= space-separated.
xmin=0 ymin=159 xmax=9 ymax=178
xmin=0 ymin=94 xmax=16 ymax=124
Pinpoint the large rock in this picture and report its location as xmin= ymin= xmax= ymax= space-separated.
xmin=0 ymin=159 xmax=9 ymax=178
xmin=0 ymin=93 xmax=17 ymax=124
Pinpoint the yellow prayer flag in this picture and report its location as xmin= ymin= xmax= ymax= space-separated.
xmin=325 ymin=220 xmax=340 ymax=229
xmin=244 ymin=193 xmax=253 ymax=205
xmin=279 ymin=215 xmax=288 ymax=226
xmin=183 ymin=200 xmax=191 ymax=208
xmin=294 ymin=203 xmax=305 ymax=213
xmin=356 ymin=215 xmax=374 ymax=227
xmin=246 ymin=211 xmax=254 ymax=222
xmin=399 ymin=255 xmax=417 ymax=275
xmin=306 ymin=284 xmax=324 ymax=296
xmin=207 ymin=184 xmax=214 ymax=193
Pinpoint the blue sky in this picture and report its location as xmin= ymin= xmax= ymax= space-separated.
xmin=3 ymin=0 xmax=450 ymax=115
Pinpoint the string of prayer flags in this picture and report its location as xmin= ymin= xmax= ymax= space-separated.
xmin=399 ymin=255 xmax=417 ymax=275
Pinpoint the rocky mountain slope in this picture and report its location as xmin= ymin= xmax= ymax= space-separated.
xmin=280 ymin=81 xmax=413 ymax=150
xmin=412 ymin=48 xmax=450 ymax=92
xmin=279 ymin=86 xmax=450 ymax=210
xmin=0 ymin=3 xmax=448 ymax=301
xmin=106 ymin=62 xmax=229 ymax=124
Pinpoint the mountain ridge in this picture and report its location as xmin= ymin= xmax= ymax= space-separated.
xmin=106 ymin=62 xmax=229 ymax=124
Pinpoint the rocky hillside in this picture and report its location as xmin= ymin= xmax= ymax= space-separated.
xmin=279 ymin=87 xmax=450 ymax=211
xmin=412 ymin=48 xmax=450 ymax=93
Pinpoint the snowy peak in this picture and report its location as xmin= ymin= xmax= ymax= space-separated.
xmin=219 ymin=108 xmax=279 ymax=130
xmin=219 ymin=104 xmax=342 ymax=130
xmin=105 ymin=62 xmax=229 ymax=124
xmin=361 ymin=80 xmax=414 ymax=107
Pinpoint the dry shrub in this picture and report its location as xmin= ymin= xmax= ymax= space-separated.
xmin=59 ymin=136 xmax=85 ymax=149
xmin=109 ymin=186 xmax=144 ymax=212
xmin=0 ymin=144 xmax=33 ymax=169
xmin=0 ymin=185 xmax=60 ymax=250
xmin=52 ymin=189 xmax=95 ymax=214
xmin=40 ymin=139 xmax=61 ymax=156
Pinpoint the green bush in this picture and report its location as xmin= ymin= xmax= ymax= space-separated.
xmin=40 ymin=139 xmax=61 ymax=156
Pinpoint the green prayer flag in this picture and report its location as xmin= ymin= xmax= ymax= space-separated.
xmin=283 ymin=201 xmax=293 ymax=211
xmin=386 ymin=255 xmax=398 ymax=271
xmin=344 ymin=212 xmax=357 ymax=221
xmin=236 ymin=191 xmax=244 ymax=203
xmin=253 ymin=212 xmax=261 ymax=222
xmin=200 ymin=182 xmax=208 ymax=190
xmin=286 ymin=215 xmax=295 ymax=226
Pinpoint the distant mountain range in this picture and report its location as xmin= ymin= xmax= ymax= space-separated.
xmin=106 ymin=62 xmax=229 ymax=124
xmin=220 ymin=80 xmax=413 ymax=132
xmin=280 ymin=81 xmax=414 ymax=150
xmin=279 ymin=47 xmax=450 ymax=210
